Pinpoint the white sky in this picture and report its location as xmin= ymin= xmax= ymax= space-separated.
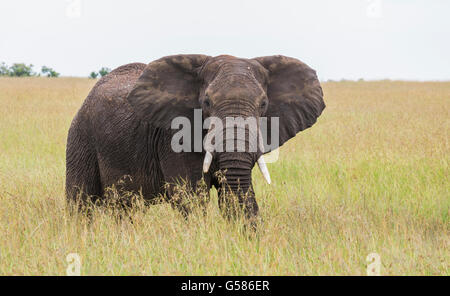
xmin=0 ymin=0 xmax=449 ymax=80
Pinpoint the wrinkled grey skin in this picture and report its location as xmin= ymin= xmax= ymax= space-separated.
xmin=66 ymin=54 xmax=325 ymax=224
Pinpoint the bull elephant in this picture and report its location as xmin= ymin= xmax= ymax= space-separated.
xmin=65 ymin=54 xmax=325 ymax=225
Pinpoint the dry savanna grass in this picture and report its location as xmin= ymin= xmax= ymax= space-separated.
xmin=0 ymin=77 xmax=448 ymax=275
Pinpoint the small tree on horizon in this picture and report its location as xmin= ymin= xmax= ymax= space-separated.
xmin=98 ymin=67 xmax=111 ymax=77
xmin=0 ymin=62 xmax=10 ymax=76
xmin=41 ymin=66 xmax=60 ymax=77
xmin=89 ymin=71 xmax=99 ymax=79
xmin=8 ymin=63 xmax=35 ymax=77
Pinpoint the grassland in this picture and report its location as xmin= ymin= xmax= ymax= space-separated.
xmin=0 ymin=77 xmax=448 ymax=275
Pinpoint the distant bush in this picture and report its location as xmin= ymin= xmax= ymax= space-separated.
xmin=89 ymin=67 xmax=111 ymax=79
xmin=98 ymin=67 xmax=111 ymax=77
xmin=8 ymin=63 xmax=35 ymax=77
xmin=89 ymin=71 xmax=99 ymax=79
xmin=41 ymin=66 xmax=60 ymax=77
xmin=0 ymin=62 xmax=10 ymax=76
xmin=0 ymin=62 xmax=60 ymax=77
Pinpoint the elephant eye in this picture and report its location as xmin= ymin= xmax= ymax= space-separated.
xmin=203 ymin=98 xmax=211 ymax=108
xmin=260 ymin=100 xmax=267 ymax=109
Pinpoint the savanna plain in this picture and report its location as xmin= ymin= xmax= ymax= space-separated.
xmin=0 ymin=77 xmax=448 ymax=275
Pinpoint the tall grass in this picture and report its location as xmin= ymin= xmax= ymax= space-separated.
xmin=0 ymin=77 xmax=448 ymax=275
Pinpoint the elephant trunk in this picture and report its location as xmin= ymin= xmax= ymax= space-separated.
xmin=203 ymin=123 xmax=271 ymax=184
xmin=217 ymin=150 xmax=258 ymax=219
xmin=217 ymin=150 xmax=254 ymax=195
xmin=204 ymin=116 xmax=265 ymax=220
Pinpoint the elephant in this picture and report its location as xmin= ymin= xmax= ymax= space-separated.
xmin=65 ymin=54 xmax=325 ymax=225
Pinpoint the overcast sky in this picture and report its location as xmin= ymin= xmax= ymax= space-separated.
xmin=0 ymin=0 xmax=449 ymax=80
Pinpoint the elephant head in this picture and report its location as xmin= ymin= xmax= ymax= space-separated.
xmin=127 ymin=54 xmax=325 ymax=213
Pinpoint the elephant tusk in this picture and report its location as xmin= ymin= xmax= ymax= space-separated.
xmin=258 ymin=128 xmax=265 ymax=154
xmin=203 ymin=151 xmax=213 ymax=173
xmin=257 ymin=155 xmax=271 ymax=184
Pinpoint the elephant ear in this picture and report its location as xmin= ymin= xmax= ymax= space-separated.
xmin=253 ymin=55 xmax=325 ymax=152
xmin=127 ymin=54 xmax=210 ymax=129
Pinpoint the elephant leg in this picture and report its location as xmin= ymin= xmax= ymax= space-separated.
xmin=217 ymin=183 xmax=260 ymax=231
xmin=66 ymin=126 xmax=102 ymax=214
xmin=159 ymin=151 xmax=211 ymax=218
xmin=164 ymin=179 xmax=211 ymax=219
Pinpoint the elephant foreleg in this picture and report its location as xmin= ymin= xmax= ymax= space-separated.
xmin=65 ymin=123 xmax=103 ymax=214
xmin=217 ymin=184 xmax=260 ymax=231
xmin=159 ymin=149 xmax=212 ymax=219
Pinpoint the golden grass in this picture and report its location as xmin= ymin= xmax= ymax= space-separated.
xmin=0 ymin=77 xmax=448 ymax=275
